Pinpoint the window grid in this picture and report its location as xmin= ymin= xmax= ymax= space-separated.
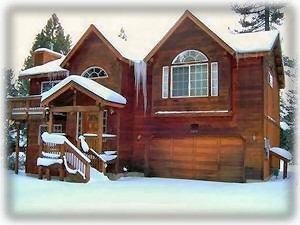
xmin=41 ymin=80 xmax=61 ymax=94
xmin=82 ymin=66 xmax=108 ymax=79
xmin=171 ymin=63 xmax=208 ymax=98
xmin=162 ymin=66 xmax=169 ymax=99
xmin=172 ymin=50 xmax=208 ymax=64
xmin=211 ymin=62 xmax=218 ymax=96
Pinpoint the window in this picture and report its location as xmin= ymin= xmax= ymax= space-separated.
xmin=172 ymin=50 xmax=208 ymax=64
xmin=162 ymin=50 xmax=219 ymax=98
xmin=162 ymin=66 xmax=169 ymax=98
xmin=268 ymin=71 xmax=273 ymax=88
xmin=53 ymin=124 xmax=63 ymax=133
xmin=82 ymin=66 xmax=108 ymax=79
xmin=41 ymin=80 xmax=61 ymax=93
xmin=103 ymin=110 xmax=108 ymax=133
xmin=38 ymin=124 xmax=62 ymax=144
xmin=171 ymin=64 xmax=208 ymax=97
xmin=211 ymin=62 xmax=218 ymax=96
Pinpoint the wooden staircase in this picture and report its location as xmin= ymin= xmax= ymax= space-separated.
xmin=39 ymin=133 xmax=91 ymax=183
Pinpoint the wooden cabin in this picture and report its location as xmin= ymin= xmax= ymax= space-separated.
xmin=8 ymin=10 xmax=284 ymax=182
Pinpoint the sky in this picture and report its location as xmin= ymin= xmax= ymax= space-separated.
xmin=8 ymin=4 xmax=294 ymax=90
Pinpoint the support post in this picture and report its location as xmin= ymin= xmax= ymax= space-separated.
xmin=48 ymin=109 xmax=53 ymax=133
xmin=97 ymin=104 xmax=103 ymax=153
xmin=283 ymin=161 xmax=288 ymax=179
xmin=15 ymin=121 xmax=21 ymax=174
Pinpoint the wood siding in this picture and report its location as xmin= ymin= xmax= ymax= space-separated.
xmin=148 ymin=136 xmax=245 ymax=182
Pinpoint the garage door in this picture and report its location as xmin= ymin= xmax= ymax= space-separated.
xmin=147 ymin=136 xmax=245 ymax=182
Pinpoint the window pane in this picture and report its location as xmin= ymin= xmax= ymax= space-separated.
xmin=190 ymin=64 xmax=208 ymax=96
xmin=82 ymin=67 xmax=108 ymax=78
xmin=211 ymin=62 xmax=218 ymax=96
xmin=41 ymin=80 xmax=61 ymax=93
xmin=162 ymin=66 xmax=169 ymax=98
xmin=172 ymin=50 xmax=208 ymax=64
xmin=172 ymin=66 xmax=189 ymax=97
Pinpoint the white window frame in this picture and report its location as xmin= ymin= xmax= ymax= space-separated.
xmin=162 ymin=66 xmax=169 ymax=99
xmin=81 ymin=66 xmax=108 ymax=79
xmin=170 ymin=63 xmax=209 ymax=98
xmin=41 ymin=80 xmax=61 ymax=94
xmin=211 ymin=62 xmax=219 ymax=96
xmin=172 ymin=49 xmax=208 ymax=64
xmin=268 ymin=71 xmax=273 ymax=88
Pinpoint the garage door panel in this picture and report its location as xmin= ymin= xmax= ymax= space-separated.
xmin=148 ymin=136 xmax=245 ymax=182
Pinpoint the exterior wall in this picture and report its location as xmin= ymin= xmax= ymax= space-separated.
xmin=64 ymin=32 xmax=122 ymax=93
xmin=263 ymin=53 xmax=281 ymax=179
xmin=29 ymin=74 xmax=67 ymax=95
xmin=132 ymin=18 xmax=265 ymax=180
xmin=33 ymin=51 xmax=61 ymax=66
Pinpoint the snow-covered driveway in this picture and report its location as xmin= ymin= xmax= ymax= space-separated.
xmin=8 ymin=167 xmax=293 ymax=217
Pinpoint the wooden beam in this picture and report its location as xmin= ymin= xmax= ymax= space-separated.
xmin=283 ymin=161 xmax=288 ymax=179
xmin=48 ymin=110 xmax=53 ymax=133
xmin=51 ymin=105 xmax=101 ymax=113
xmin=15 ymin=122 xmax=21 ymax=174
xmin=97 ymin=105 xmax=103 ymax=153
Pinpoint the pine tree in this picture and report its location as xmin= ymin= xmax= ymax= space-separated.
xmin=6 ymin=69 xmax=18 ymax=96
xmin=23 ymin=13 xmax=71 ymax=70
xmin=232 ymin=3 xmax=284 ymax=32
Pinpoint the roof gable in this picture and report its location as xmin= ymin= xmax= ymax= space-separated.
xmin=144 ymin=10 xmax=235 ymax=62
xmin=41 ymin=75 xmax=127 ymax=107
xmin=61 ymin=25 xmax=129 ymax=68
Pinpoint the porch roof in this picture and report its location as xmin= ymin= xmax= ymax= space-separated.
xmin=41 ymin=75 xmax=127 ymax=106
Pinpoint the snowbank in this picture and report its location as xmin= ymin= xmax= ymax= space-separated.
xmin=270 ymin=147 xmax=292 ymax=161
xmin=41 ymin=75 xmax=127 ymax=105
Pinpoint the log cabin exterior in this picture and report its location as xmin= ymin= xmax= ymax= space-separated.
xmin=7 ymin=10 xmax=285 ymax=182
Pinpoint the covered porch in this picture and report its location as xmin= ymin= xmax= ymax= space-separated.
xmin=40 ymin=75 xmax=127 ymax=174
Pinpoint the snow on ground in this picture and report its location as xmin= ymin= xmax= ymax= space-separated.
xmin=7 ymin=166 xmax=294 ymax=217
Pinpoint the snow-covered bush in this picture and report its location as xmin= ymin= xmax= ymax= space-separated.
xmin=7 ymin=152 xmax=26 ymax=170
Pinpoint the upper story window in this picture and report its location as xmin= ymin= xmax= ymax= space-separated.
xmin=172 ymin=49 xmax=208 ymax=64
xmin=162 ymin=50 xmax=218 ymax=98
xmin=81 ymin=66 xmax=108 ymax=79
xmin=41 ymin=80 xmax=61 ymax=94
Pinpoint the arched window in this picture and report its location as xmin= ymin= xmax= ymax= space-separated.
xmin=81 ymin=66 xmax=108 ymax=79
xmin=172 ymin=50 xmax=208 ymax=64
xmin=161 ymin=50 xmax=218 ymax=98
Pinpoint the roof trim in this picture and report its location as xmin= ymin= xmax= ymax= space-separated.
xmin=60 ymin=24 xmax=129 ymax=67
xmin=144 ymin=10 xmax=235 ymax=62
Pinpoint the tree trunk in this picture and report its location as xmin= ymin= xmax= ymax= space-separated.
xmin=265 ymin=6 xmax=270 ymax=31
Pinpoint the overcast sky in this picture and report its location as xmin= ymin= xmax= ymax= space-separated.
xmin=9 ymin=5 xmax=293 ymax=89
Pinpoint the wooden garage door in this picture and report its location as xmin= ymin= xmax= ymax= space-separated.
xmin=148 ymin=136 xmax=245 ymax=182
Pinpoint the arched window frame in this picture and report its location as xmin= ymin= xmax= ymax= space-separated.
xmin=161 ymin=49 xmax=219 ymax=98
xmin=172 ymin=49 xmax=208 ymax=64
xmin=81 ymin=66 xmax=108 ymax=79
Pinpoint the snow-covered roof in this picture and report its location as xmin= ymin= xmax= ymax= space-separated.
xmin=270 ymin=147 xmax=292 ymax=161
xmin=19 ymin=56 xmax=68 ymax=76
xmin=34 ymin=48 xmax=64 ymax=58
xmin=41 ymin=75 xmax=127 ymax=105
xmin=222 ymin=30 xmax=279 ymax=54
xmin=91 ymin=12 xmax=279 ymax=61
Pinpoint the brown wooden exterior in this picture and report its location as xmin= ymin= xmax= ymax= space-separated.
xmin=8 ymin=11 xmax=284 ymax=182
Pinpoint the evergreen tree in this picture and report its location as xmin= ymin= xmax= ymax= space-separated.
xmin=232 ymin=3 xmax=284 ymax=32
xmin=6 ymin=69 xmax=18 ymax=96
xmin=23 ymin=13 xmax=71 ymax=70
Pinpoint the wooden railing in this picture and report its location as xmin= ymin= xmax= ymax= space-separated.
xmin=41 ymin=133 xmax=91 ymax=183
xmin=63 ymin=140 xmax=91 ymax=182
xmin=7 ymin=95 xmax=44 ymax=120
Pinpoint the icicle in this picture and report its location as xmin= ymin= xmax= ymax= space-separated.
xmin=133 ymin=60 xmax=147 ymax=113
